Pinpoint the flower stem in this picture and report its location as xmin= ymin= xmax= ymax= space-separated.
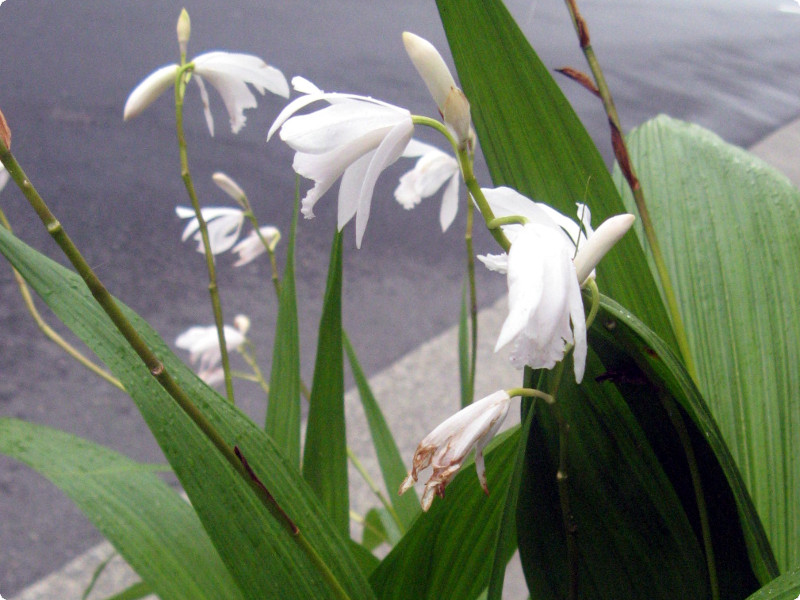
xmin=174 ymin=65 xmax=235 ymax=403
xmin=0 ymin=206 xmax=125 ymax=390
xmin=347 ymin=447 xmax=404 ymax=534
xmin=546 ymin=359 xmax=579 ymax=600
xmin=464 ymin=180 xmax=478 ymax=405
xmin=562 ymin=0 xmax=697 ymax=382
xmin=0 ymin=139 xmax=352 ymax=600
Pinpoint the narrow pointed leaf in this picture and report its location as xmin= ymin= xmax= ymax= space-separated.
xmin=0 ymin=225 xmax=376 ymax=600
xmin=745 ymin=567 xmax=800 ymax=600
xmin=370 ymin=428 xmax=519 ymax=600
xmin=267 ymin=191 xmax=301 ymax=466
xmin=435 ymin=0 xmax=677 ymax=350
xmin=616 ymin=115 xmax=800 ymax=569
xmin=344 ymin=332 xmax=420 ymax=529
xmin=303 ymin=230 xmax=348 ymax=537
xmin=0 ymin=418 xmax=242 ymax=600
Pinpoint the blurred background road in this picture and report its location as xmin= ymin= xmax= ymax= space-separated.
xmin=2 ymin=0 xmax=800 ymax=595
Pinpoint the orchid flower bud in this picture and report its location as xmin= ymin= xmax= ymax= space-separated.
xmin=177 ymin=8 xmax=191 ymax=56
xmin=402 ymin=32 xmax=472 ymax=148
xmin=212 ymin=171 xmax=247 ymax=203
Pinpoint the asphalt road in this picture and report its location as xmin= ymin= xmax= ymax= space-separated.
xmin=2 ymin=0 xmax=800 ymax=595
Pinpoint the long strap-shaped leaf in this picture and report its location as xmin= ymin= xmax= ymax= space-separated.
xmin=435 ymin=0 xmax=678 ymax=352
xmin=304 ymin=230 xmax=349 ymax=538
xmin=0 ymin=418 xmax=243 ymax=600
xmin=0 ymin=225 xmax=376 ymax=600
xmin=267 ymin=190 xmax=302 ymax=466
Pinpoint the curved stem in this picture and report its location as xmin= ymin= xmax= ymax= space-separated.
xmin=562 ymin=0 xmax=697 ymax=382
xmin=347 ymin=447 xmax=404 ymax=533
xmin=0 ymin=207 xmax=124 ymax=390
xmin=174 ymin=65 xmax=235 ymax=403
xmin=0 ymin=139 xmax=352 ymax=600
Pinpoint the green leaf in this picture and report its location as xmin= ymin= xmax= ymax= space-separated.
xmin=102 ymin=581 xmax=152 ymax=600
xmin=616 ymin=115 xmax=800 ymax=570
xmin=370 ymin=428 xmax=520 ymax=600
xmin=303 ymin=230 xmax=348 ymax=537
xmin=0 ymin=418 xmax=242 ymax=600
xmin=516 ymin=295 xmax=777 ymax=599
xmin=344 ymin=332 xmax=420 ymax=530
xmin=745 ymin=567 xmax=800 ymax=600
xmin=435 ymin=0 xmax=677 ymax=351
xmin=267 ymin=189 xmax=302 ymax=467
xmin=362 ymin=507 xmax=401 ymax=551
xmin=0 ymin=225 xmax=376 ymax=600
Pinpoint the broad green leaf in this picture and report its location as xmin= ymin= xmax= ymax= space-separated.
xmin=745 ymin=567 xmax=800 ymax=600
xmin=0 ymin=418 xmax=242 ymax=600
xmin=344 ymin=332 xmax=420 ymax=529
xmin=370 ymin=428 xmax=519 ymax=600
xmin=435 ymin=0 xmax=677 ymax=351
xmin=616 ymin=115 xmax=800 ymax=570
xmin=303 ymin=230 xmax=348 ymax=537
xmin=0 ymin=225 xmax=376 ymax=600
xmin=267 ymin=191 xmax=301 ymax=466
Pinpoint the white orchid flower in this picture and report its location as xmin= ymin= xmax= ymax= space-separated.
xmin=478 ymin=186 xmax=634 ymax=382
xmin=124 ymin=51 xmax=289 ymax=136
xmin=175 ymin=319 xmax=247 ymax=385
xmin=402 ymin=32 xmax=473 ymax=148
xmin=175 ymin=206 xmax=245 ymax=255
xmin=231 ymin=226 xmax=281 ymax=267
xmin=399 ymin=390 xmax=511 ymax=511
xmin=268 ymin=77 xmax=414 ymax=248
xmin=395 ymin=140 xmax=460 ymax=231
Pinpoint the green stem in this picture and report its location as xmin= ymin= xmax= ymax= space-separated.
xmin=464 ymin=188 xmax=477 ymax=405
xmin=562 ymin=0 xmax=697 ymax=382
xmin=545 ymin=359 xmax=579 ymax=600
xmin=238 ymin=341 xmax=270 ymax=396
xmin=347 ymin=447 xmax=404 ymax=533
xmin=0 ymin=206 xmax=124 ymax=390
xmin=0 ymin=139 xmax=352 ymax=600
xmin=174 ymin=64 xmax=235 ymax=403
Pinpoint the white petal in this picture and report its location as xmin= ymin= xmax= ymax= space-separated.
xmin=280 ymin=101 xmax=408 ymax=154
xmin=193 ymin=51 xmax=289 ymax=134
xmin=193 ymin=74 xmax=215 ymax=136
xmin=232 ymin=226 xmax=280 ymax=266
xmin=338 ymin=151 xmax=372 ymax=230
xmin=123 ymin=64 xmax=178 ymax=121
xmin=354 ymin=118 xmax=414 ymax=247
xmin=573 ymin=213 xmax=635 ymax=284
xmin=202 ymin=213 xmax=245 ymax=254
xmin=439 ymin=172 xmax=459 ymax=232
xmin=477 ymin=253 xmax=508 ymax=274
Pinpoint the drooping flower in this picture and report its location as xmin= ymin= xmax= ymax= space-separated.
xmin=123 ymin=51 xmax=289 ymax=136
xmin=402 ymin=32 xmax=473 ymax=148
xmin=175 ymin=317 xmax=248 ymax=385
xmin=478 ymin=186 xmax=634 ymax=382
xmin=395 ymin=140 xmax=460 ymax=231
xmin=268 ymin=77 xmax=414 ymax=248
xmin=231 ymin=226 xmax=281 ymax=267
xmin=175 ymin=206 xmax=245 ymax=255
xmin=399 ymin=390 xmax=511 ymax=511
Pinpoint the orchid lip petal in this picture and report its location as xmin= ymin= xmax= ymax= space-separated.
xmin=574 ymin=213 xmax=635 ymax=283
